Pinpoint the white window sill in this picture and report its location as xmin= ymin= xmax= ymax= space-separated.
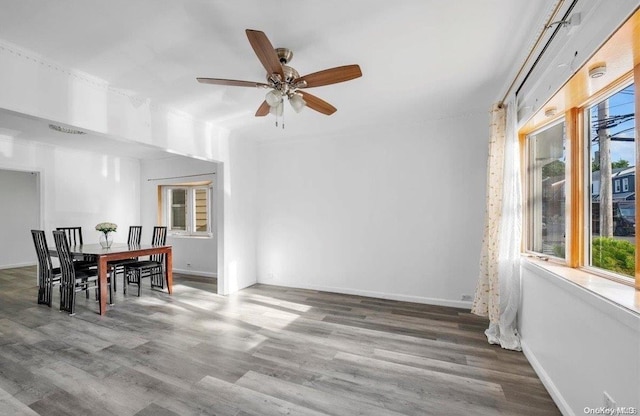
xmin=522 ymin=256 xmax=640 ymax=317
xmin=167 ymin=234 xmax=214 ymax=240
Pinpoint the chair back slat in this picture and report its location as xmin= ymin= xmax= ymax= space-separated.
xmin=128 ymin=226 xmax=143 ymax=246
xmin=52 ymin=230 xmax=77 ymax=313
xmin=150 ymin=226 xmax=167 ymax=263
xmin=31 ymin=230 xmax=55 ymax=305
xmin=56 ymin=227 xmax=83 ymax=246
xmin=31 ymin=230 xmax=53 ymax=272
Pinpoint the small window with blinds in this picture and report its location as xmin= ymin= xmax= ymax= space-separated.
xmin=162 ymin=185 xmax=212 ymax=237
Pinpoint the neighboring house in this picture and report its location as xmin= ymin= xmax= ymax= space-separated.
xmin=591 ymin=166 xmax=636 ymax=236
xmin=591 ymin=166 xmax=636 ymax=201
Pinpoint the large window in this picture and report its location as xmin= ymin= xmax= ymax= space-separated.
xmin=525 ymin=82 xmax=636 ymax=285
xmin=587 ymin=84 xmax=636 ymax=279
xmin=522 ymin=11 xmax=639 ymax=289
xmin=162 ymin=185 xmax=212 ymax=237
xmin=527 ymin=121 xmax=567 ymax=259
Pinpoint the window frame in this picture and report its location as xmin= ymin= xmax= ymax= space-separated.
xmin=580 ymin=80 xmax=636 ymax=285
xmin=523 ymin=75 xmax=637 ymax=288
xmin=161 ymin=184 xmax=213 ymax=238
xmin=524 ymin=118 xmax=568 ymax=261
xmin=519 ymin=11 xmax=640 ymax=290
xmin=166 ymin=186 xmax=188 ymax=233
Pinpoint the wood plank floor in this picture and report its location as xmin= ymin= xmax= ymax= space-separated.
xmin=0 ymin=266 xmax=560 ymax=416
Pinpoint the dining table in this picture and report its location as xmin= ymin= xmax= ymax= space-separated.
xmin=50 ymin=243 xmax=173 ymax=315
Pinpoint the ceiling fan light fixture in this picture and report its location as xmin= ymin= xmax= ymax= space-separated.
xmin=265 ymin=89 xmax=283 ymax=107
xmin=289 ymin=93 xmax=306 ymax=113
xmin=269 ymin=101 xmax=284 ymax=116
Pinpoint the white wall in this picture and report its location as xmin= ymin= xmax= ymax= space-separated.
xmin=520 ymin=261 xmax=640 ymax=414
xmin=256 ymin=116 xmax=488 ymax=307
xmin=140 ymin=156 xmax=217 ymax=277
xmin=0 ymin=169 xmax=39 ymax=268
xmin=0 ymin=40 xmax=227 ymax=162
xmin=218 ymin=133 xmax=258 ymax=294
xmin=139 ymin=136 xmax=259 ymax=294
xmin=0 ymin=134 xmax=140 ymax=264
xmin=0 ymin=41 xmax=260 ymax=295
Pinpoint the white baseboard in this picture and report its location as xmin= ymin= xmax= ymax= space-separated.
xmin=172 ymin=268 xmax=217 ymax=278
xmin=0 ymin=261 xmax=36 ymax=270
xmin=257 ymin=278 xmax=472 ymax=309
xmin=521 ymin=339 xmax=573 ymax=416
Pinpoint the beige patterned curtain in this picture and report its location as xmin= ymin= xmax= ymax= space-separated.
xmin=472 ymin=99 xmax=522 ymax=351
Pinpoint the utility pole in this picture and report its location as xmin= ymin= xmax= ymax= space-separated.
xmin=598 ymin=99 xmax=613 ymax=237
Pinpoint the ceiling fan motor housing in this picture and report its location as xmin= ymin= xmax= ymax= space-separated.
xmin=267 ymin=63 xmax=300 ymax=94
xmin=276 ymin=48 xmax=293 ymax=64
xmin=274 ymin=48 xmax=302 ymax=87
xmin=282 ymin=65 xmax=299 ymax=83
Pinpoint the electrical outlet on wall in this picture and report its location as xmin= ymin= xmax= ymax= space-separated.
xmin=603 ymin=391 xmax=616 ymax=409
xmin=461 ymin=294 xmax=473 ymax=302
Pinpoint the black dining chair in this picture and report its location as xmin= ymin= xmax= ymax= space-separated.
xmin=108 ymin=225 xmax=142 ymax=291
xmin=55 ymin=226 xmax=97 ymax=268
xmin=31 ymin=230 xmax=97 ymax=307
xmin=52 ymin=230 xmax=112 ymax=315
xmin=31 ymin=230 xmax=61 ymax=307
xmin=55 ymin=227 xmax=83 ymax=246
xmin=123 ymin=226 xmax=167 ymax=296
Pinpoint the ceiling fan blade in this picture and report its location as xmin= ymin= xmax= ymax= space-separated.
xmin=197 ymin=78 xmax=269 ymax=88
xmin=246 ymin=29 xmax=284 ymax=80
xmin=299 ymin=91 xmax=337 ymax=115
xmin=255 ymin=100 xmax=270 ymax=117
xmin=295 ymin=65 xmax=362 ymax=88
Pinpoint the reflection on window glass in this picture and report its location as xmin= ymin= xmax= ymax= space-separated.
xmin=171 ymin=189 xmax=187 ymax=231
xmin=528 ymin=122 xmax=566 ymax=258
xmin=588 ymin=84 xmax=635 ymax=278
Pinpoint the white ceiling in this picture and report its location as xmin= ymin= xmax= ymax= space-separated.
xmin=0 ymin=0 xmax=548 ymax=142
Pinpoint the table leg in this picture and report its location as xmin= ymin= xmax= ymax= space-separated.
xmin=98 ymin=256 xmax=108 ymax=315
xmin=166 ymin=247 xmax=173 ymax=294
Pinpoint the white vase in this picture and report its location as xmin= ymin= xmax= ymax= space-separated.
xmin=99 ymin=232 xmax=113 ymax=248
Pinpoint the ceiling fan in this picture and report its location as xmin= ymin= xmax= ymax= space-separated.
xmin=197 ymin=29 xmax=362 ymax=120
